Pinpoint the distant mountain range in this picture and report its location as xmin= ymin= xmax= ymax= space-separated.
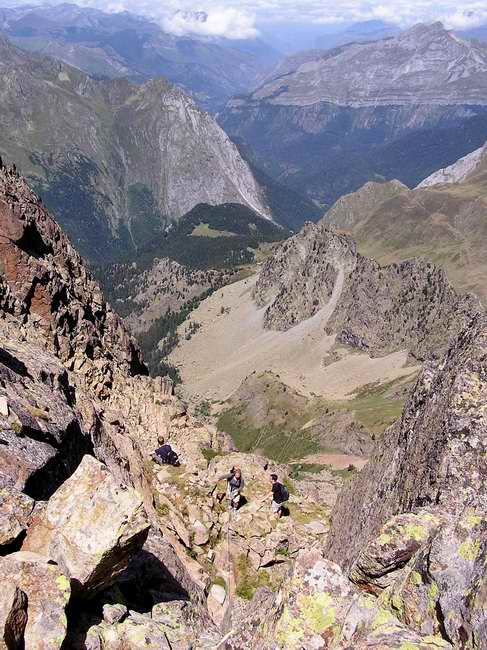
xmin=0 ymin=35 xmax=275 ymax=262
xmin=221 ymin=22 xmax=487 ymax=209
xmin=0 ymin=2 xmax=280 ymax=111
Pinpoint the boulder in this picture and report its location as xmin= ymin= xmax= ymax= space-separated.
xmin=23 ymin=455 xmax=150 ymax=596
xmin=0 ymin=488 xmax=35 ymax=549
xmin=103 ymin=603 xmax=128 ymax=625
xmin=349 ymin=511 xmax=441 ymax=594
xmin=192 ymin=520 xmax=210 ymax=546
xmin=380 ymin=509 xmax=487 ymax=646
xmin=207 ymin=583 xmax=227 ymax=627
xmin=0 ymin=551 xmax=71 ymax=650
xmin=86 ymin=613 xmax=172 ymax=650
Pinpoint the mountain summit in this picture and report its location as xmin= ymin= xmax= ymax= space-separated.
xmin=0 ymin=37 xmax=271 ymax=261
xmin=249 ymin=22 xmax=487 ymax=107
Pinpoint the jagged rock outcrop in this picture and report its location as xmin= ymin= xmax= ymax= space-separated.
xmin=1 ymin=158 xmax=485 ymax=648
xmin=327 ymin=312 xmax=487 ymax=567
xmin=0 ymin=36 xmax=272 ymax=261
xmin=254 ymin=222 xmax=481 ymax=360
xmin=106 ymin=257 xmax=233 ymax=335
xmin=253 ymin=224 xmax=357 ymax=328
xmin=226 ymin=309 xmax=487 ymax=649
xmin=0 ymin=339 xmax=93 ymax=501
xmin=0 ymin=165 xmax=217 ymax=643
xmin=0 ymin=167 xmax=146 ymax=399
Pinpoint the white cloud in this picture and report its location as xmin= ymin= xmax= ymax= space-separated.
xmin=163 ymin=7 xmax=259 ymax=39
xmin=442 ymin=9 xmax=487 ymax=30
xmin=5 ymin=0 xmax=487 ymax=37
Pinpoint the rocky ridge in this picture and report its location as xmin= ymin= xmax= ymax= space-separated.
xmin=0 ymin=161 xmax=486 ymax=648
xmin=0 ymin=3 xmax=279 ymax=112
xmin=324 ymin=179 xmax=409 ymax=230
xmin=253 ymin=222 xmax=481 ymax=360
xmin=0 ymin=162 xmax=217 ymax=646
xmin=321 ymin=143 xmax=487 ymax=305
xmin=102 ymin=257 xmax=234 ymax=334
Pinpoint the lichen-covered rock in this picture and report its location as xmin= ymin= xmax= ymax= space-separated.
xmin=23 ymin=455 xmax=150 ymax=596
xmin=381 ymin=509 xmax=487 ymax=646
xmin=350 ymin=511 xmax=441 ymax=595
xmin=249 ymin=549 xmax=452 ymax=650
xmin=0 ymin=551 xmax=71 ymax=650
xmin=103 ymin=603 xmax=128 ymax=625
xmin=324 ymin=313 xmax=487 ymax=648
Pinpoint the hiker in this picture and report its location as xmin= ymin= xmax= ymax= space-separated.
xmin=218 ymin=466 xmax=244 ymax=511
xmin=270 ymin=474 xmax=289 ymax=518
xmin=152 ymin=436 xmax=180 ymax=466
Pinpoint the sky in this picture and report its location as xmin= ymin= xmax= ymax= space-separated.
xmin=5 ymin=0 xmax=487 ymax=39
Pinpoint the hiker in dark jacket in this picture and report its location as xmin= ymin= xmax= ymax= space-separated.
xmin=270 ymin=474 xmax=288 ymax=518
xmin=152 ymin=436 xmax=180 ymax=466
xmin=218 ymin=466 xmax=244 ymax=510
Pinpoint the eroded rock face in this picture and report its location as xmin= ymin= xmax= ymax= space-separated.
xmin=255 ymin=222 xmax=481 ymax=360
xmin=23 ymin=455 xmax=149 ymax=596
xmin=0 ymin=551 xmax=71 ymax=650
xmin=327 ymin=313 xmax=487 ymax=567
xmin=0 ymin=39 xmax=272 ymax=262
xmin=321 ymin=313 xmax=487 ymax=647
xmin=0 ymin=339 xmax=92 ymax=500
xmin=0 ymin=166 xmax=146 ymax=400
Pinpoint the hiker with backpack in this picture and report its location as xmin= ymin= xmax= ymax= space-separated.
xmin=218 ymin=466 xmax=244 ymax=511
xmin=152 ymin=435 xmax=180 ymax=467
xmin=270 ymin=474 xmax=288 ymax=518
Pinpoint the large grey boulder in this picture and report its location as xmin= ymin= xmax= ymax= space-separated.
xmin=23 ymin=455 xmax=150 ymax=596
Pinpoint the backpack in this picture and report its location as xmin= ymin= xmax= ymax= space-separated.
xmin=168 ymin=450 xmax=179 ymax=466
xmin=280 ymin=484 xmax=289 ymax=502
